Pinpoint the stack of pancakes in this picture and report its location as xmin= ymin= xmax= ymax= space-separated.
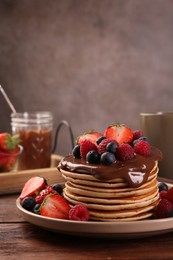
xmin=60 ymin=161 xmax=159 ymax=221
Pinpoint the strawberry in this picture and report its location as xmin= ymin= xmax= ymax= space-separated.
xmin=0 ymin=146 xmax=21 ymax=172
xmin=104 ymin=124 xmax=133 ymax=145
xmin=77 ymin=130 xmax=103 ymax=146
xmin=35 ymin=185 xmax=57 ymax=204
xmin=20 ymin=176 xmax=47 ymax=200
xmin=40 ymin=194 xmax=70 ymax=219
xmin=80 ymin=139 xmax=98 ymax=159
xmin=0 ymin=133 xmax=20 ymax=152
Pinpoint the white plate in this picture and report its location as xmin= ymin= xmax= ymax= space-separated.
xmin=16 ymin=198 xmax=173 ymax=239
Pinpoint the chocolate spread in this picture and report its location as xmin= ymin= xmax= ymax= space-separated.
xmin=58 ymin=147 xmax=162 ymax=188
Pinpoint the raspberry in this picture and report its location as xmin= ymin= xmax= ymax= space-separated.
xmin=134 ymin=140 xmax=151 ymax=156
xmin=115 ymin=143 xmax=135 ymax=161
xmin=160 ymin=190 xmax=168 ymax=199
xmin=98 ymin=139 xmax=117 ymax=155
xmin=69 ymin=204 xmax=89 ymax=221
xmin=166 ymin=187 xmax=173 ymax=203
xmin=133 ymin=130 xmax=144 ymax=141
xmin=80 ymin=140 xmax=97 ymax=159
xmin=154 ymin=199 xmax=173 ymax=218
xmin=35 ymin=185 xmax=57 ymax=204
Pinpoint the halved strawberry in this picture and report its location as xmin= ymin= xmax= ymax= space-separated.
xmin=104 ymin=124 xmax=133 ymax=145
xmin=20 ymin=176 xmax=46 ymax=200
xmin=40 ymin=194 xmax=70 ymax=219
xmin=77 ymin=130 xmax=103 ymax=145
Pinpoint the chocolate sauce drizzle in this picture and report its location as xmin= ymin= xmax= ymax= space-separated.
xmin=58 ymin=147 xmax=162 ymax=188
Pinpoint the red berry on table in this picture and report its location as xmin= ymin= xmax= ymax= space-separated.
xmin=20 ymin=176 xmax=47 ymax=200
xmin=69 ymin=204 xmax=89 ymax=221
xmin=35 ymin=185 xmax=57 ymax=204
xmin=115 ymin=143 xmax=135 ymax=161
xmin=104 ymin=124 xmax=133 ymax=145
xmin=80 ymin=139 xmax=97 ymax=159
xmin=40 ymin=194 xmax=70 ymax=219
xmin=154 ymin=199 xmax=173 ymax=218
xmin=133 ymin=140 xmax=151 ymax=156
xmin=77 ymin=131 xmax=103 ymax=146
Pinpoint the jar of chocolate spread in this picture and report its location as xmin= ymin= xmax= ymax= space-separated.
xmin=11 ymin=111 xmax=53 ymax=170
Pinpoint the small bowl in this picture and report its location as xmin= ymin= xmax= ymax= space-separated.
xmin=0 ymin=145 xmax=23 ymax=172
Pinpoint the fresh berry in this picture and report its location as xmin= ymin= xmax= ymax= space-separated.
xmin=21 ymin=196 xmax=36 ymax=211
xmin=100 ymin=152 xmax=116 ymax=165
xmin=69 ymin=204 xmax=89 ymax=221
xmin=166 ymin=187 xmax=173 ymax=203
xmin=154 ymin=199 xmax=173 ymax=218
xmin=133 ymin=130 xmax=144 ymax=141
xmin=104 ymin=124 xmax=133 ymax=145
xmin=133 ymin=136 xmax=149 ymax=146
xmin=106 ymin=141 xmax=118 ymax=153
xmin=115 ymin=143 xmax=135 ymax=161
xmin=20 ymin=176 xmax=47 ymax=200
xmin=158 ymin=182 xmax=169 ymax=192
xmin=40 ymin=194 xmax=70 ymax=219
xmin=80 ymin=139 xmax=97 ymax=159
xmin=77 ymin=131 xmax=103 ymax=145
xmin=35 ymin=185 xmax=57 ymax=204
xmin=52 ymin=183 xmax=63 ymax=195
xmin=0 ymin=133 xmax=20 ymax=152
xmin=160 ymin=190 xmax=168 ymax=199
xmin=133 ymin=140 xmax=151 ymax=156
xmin=33 ymin=203 xmax=41 ymax=214
xmin=96 ymin=136 xmax=106 ymax=145
xmin=72 ymin=145 xmax=81 ymax=158
xmin=86 ymin=150 xmax=100 ymax=164
xmin=98 ymin=139 xmax=112 ymax=155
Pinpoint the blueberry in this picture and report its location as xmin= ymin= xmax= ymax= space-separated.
xmin=33 ymin=203 xmax=41 ymax=214
xmin=21 ymin=196 xmax=36 ymax=211
xmin=158 ymin=182 xmax=168 ymax=192
xmin=86 ymin=150 xmax=100 ymax=164
xmin=72 ymin=145 xmax=81 ymax=158
xmin=96 ymin=136 xmax=106 ymax=145
xmin=100 ymin=152 xmax=116 ymax=165
xmin=106 ymin=141 xmax=118 ymax=153
xmin=52 ymin=183 xmax=63 ymax=195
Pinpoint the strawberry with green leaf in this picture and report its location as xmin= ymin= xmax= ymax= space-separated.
xmin=0 ymin=133 xmax=20 ymax=152
xmin=104 ymin=124 xmax=133 ymax=145
xmin=0 ymin=132 xmax=21 ymax=172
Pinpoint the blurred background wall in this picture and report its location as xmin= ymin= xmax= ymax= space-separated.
xmin=0 ymin=0 xmax=173 ymax=155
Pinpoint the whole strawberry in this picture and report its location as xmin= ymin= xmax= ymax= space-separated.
xmin=0 ymin=133 xmax=21 ymax=172
xmin=0 ymin=133 xmax=20 ymax=152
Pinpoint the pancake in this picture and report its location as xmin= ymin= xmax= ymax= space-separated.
xmin=58 ymin=140 xmax=162 ymax=221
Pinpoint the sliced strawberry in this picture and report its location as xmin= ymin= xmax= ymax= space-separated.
xmin=77 ymin=130 xmax=103 ymax=146
xmin=20 ymin=176 xmax=46 ymax=200
xmin=104 ymin=124 xmax=133 ymax=145
xmin=40 ymin=194 xmax=70 ymax=219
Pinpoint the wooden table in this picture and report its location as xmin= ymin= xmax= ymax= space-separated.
xmin=1 ymin=179 xmax=173 ymax=260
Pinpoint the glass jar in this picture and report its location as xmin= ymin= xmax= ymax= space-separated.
xmin=11 ymin=111 xmax=53 ymax=171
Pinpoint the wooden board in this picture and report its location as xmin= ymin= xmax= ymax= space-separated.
xmin=0 ymin=154 xmax=65 ymax=195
